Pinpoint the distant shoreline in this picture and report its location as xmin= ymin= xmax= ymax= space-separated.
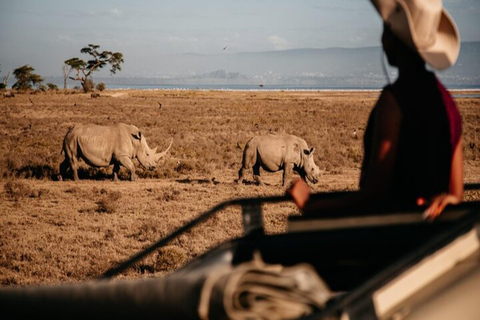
xmin=101 ymin=85 xmax=480 ymax=92
xmin=98 ymin=87 xmax=480 ymax=98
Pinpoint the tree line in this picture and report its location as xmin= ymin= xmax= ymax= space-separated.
xmin=0 ymin=44 xmax=124 ymax=93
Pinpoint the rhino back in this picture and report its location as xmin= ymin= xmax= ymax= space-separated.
xmin=70 ymin=124 xmax=127 ymax=167
xmin=254 ymin=134 xmax=305 ymax=169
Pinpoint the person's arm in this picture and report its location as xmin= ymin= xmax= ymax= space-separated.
xmin=422 ymin=140 xmax=464 ymax=220
xmin=287 ymin=89 xmax=402 ymax=215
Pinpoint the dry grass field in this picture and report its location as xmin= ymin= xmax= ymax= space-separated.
xmin=1 ymin=89 xmax=479 ymax=287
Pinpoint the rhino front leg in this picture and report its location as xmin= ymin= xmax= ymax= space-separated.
xmin=113 ymin=163 xmax=121 ymax=181
xmin=70 ymin=159 xmax=79 ymax=181
xmin=116 ymin=157 xmax=137 ymax=181
xmin=283 ymin=163 xmax=295 ymax=186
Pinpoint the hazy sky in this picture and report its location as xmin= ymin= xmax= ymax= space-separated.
xmin=1 ymin=0 xmax=479 ymax=77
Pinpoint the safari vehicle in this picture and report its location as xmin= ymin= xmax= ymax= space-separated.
xmin=2 ymin=184 xmax=480 ymax=320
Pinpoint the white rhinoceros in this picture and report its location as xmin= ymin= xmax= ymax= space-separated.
xmin=59 ymin=123 xmax=172 ymax=181
xmin=236 ymin=133 xmax=321 ymax=186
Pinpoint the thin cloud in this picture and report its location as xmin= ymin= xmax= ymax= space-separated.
xmin=108 ymin=8 xmax=123 ymax=17
xmin=67 ymin=8 xmax=123 ymax=19
xmin=57 ymin=34 xmax=74 ymax=43
xmin=268 ymin=35 xmax=290 ymax=50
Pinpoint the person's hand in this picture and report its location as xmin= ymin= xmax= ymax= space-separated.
xmin=418 ymin=193 xmax=462 ymax=221
xmin=286 ymin=179 xmax=310 ymax=210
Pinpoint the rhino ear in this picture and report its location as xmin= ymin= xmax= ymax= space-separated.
xmin=131 ymin=131 xmax=142 ymax=140
xmin=310 ymin=147 xmax=315 ymax=155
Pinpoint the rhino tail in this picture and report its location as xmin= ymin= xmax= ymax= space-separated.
xmin=236 ymin=141 xmax=243 ymax=151
xmin=61 ymin=125 xmax=76 ymax=155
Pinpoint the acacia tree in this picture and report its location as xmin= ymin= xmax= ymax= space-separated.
xmin=12 ymin=65 xmax=44 ymax=91
xmin=65 ymin=44 xmax=124 ymax=92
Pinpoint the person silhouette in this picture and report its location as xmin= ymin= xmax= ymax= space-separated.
xmin=287 ymin=0 xmax=464 ymax=220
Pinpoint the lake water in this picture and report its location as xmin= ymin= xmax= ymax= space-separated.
xmin=103 ymin=84 xmax=480 ymax=98
xmin=104 ymin=84 xmax=384 ymax=91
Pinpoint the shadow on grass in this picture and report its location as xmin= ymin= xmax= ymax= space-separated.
xmin=176 ymin=178 xmax=220 ymax=185
xmin=14 ymin=164 xmax=57 ymax=180
xmin=235 ymin=179 xmax=274 ymax=186
xmin=57 ymin=167 xmax=120 ymax=181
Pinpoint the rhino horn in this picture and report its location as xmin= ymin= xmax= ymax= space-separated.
xmin=155 ymin=138 xmax=173 ymax=161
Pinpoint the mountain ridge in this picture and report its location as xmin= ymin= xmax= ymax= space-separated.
xmin=45 ymin=41 xmax=480 ymax=88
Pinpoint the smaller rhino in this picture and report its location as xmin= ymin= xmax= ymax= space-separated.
xmin=237 ymin=133 xmax=321 ymax=186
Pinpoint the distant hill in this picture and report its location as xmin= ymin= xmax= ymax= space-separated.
xmin=50 ymin=41 xmax=480 ymax=89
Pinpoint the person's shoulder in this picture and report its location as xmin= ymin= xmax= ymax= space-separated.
xmin=378 ymin=85 xmax=398 ymax=106
xmin=375 ymin=85 xmax=402 ymax=118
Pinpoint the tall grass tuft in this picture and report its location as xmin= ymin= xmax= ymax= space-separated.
xmin=95 ymin=190 xmax=122 ymax=214
xmin=154 ymin=246 xmax=188 ymax=272
xmin=4 ymin=180 xmax=33 ymax=200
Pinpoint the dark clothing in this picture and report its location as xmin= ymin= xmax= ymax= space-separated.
xmin=360 ymin=70 xmax=462 ymax=209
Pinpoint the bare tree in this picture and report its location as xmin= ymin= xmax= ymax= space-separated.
xmin=0 ymin=64 xmax=9 ymax=89
xmin=3 ymin=71 xmax=10 ymax=87
xmin=62 ymin=64 xmax=73 ymax=90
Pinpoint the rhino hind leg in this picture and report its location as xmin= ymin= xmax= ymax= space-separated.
xmin=62 ymin=154 xmax=80 ymax=181
xmin=253 ymin=163 xmax=263 ymax=185
xmin=237 ymin=145 xmax=257 ymax=184
xmin=236 ymin=167 xmax=246 ymax=184
xmin=59 ymin=158 xmax=70 ymax=181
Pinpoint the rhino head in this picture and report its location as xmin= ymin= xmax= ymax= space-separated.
xmin=134 ymin=133 xmax=173 ymax=171
xmin=302 ymin=147 xmax=321 ymax=184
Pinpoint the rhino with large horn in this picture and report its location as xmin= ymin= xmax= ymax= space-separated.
xmin=59 ymin=123 xmax=173 ymax=181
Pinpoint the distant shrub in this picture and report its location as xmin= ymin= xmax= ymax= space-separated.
xmin=155 ymin=189 xmax=180 ymax=202
xmin=96 ymin=198 xmax=116 ymax=213
xmin=140 ymin=224 xmax=162 ymax=242
xmin=95 ymin=190 xmax=122 ymax=214
xmin=96 ymin=82 xmax=106 ymax=91
xmin=154 ymin=246 xmax=187 ymax=272
xmin=64 ymin=187 xmax=81 ymax=194
xmin=47 ymin=83 xmax=58 ymax=91
xmin=174 ymin=160 xmax=194 ymax=174
xmin=4 ymin=180 xmax=33 ymax=201
xmin=30 ymin=188 xmax=50 ymax=199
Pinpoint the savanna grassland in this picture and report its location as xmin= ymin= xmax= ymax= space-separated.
xmin=1 ymin=89 xmax=479 ymax=287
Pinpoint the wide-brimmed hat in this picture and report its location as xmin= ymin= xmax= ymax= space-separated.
xmin=370 ymin=0 xmax=460 ymax=70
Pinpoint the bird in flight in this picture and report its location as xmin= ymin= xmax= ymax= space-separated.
xmin=223 ymin=46 xmax=228 ymax=50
